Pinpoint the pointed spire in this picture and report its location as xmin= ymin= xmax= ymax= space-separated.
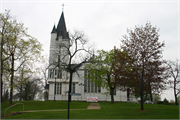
xmin=51 ymin=24 xmax=56 ymax=33
xmin=56 ymin=11 xmax=69 ymax=40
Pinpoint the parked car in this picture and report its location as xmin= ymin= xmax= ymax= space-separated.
xmin=144 ymin=100 xmax=153 ymax=104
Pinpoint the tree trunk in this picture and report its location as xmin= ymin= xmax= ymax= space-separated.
xmin=127 ymin=88 xmax=130 ymax=101
xmin=110 ymin=87 xmax=114 ymax=104
xmin=145 ymin=93 xmax=147 ymax=100
xmin=68 ymin=71 xmax=73 ymax=119
xmin=1 ymin=78 xmax=3 ymax=103
xmin=107 ymin=73 xmax=115 ymax=104
xmin=1 ymin=37 xmax=4 ymax=103
xmin=140 ymin=59 xmax=145 ymax=110
xmin=19 ymin=85 xmax=22 ymax=101
xmin=140 ymin=90 xmax=144 ymax=110
xmin=174 ymin=83 xmax=177 ymax=105
xmin=19 ymin=68 xmax=24 ymax=101
xmin=69 ymin=71 xmax=73 ymax=102
xmin=9 ymin=53 xmax=14 ymax=105
xmin=140 ymin=71 xmax=144 ymax=110
xmin=46 ymin=91 xmax=48 ymax=100
xmin=175 ymin=94 xmax=177 ymax=105
xmin=148 ymin=81 xmax=153 ymax=102
xmin=150 ymin=90 xmax=153 ymax=102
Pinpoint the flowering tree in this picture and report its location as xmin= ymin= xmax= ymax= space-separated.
xmin=0 ymin=10 xmax=43 ymax=105
xmin=113 ymin=22 xmax=169 ymax=110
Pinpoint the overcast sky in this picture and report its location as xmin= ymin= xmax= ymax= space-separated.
xmin=1 ymin=0 xmax=179 ymax=101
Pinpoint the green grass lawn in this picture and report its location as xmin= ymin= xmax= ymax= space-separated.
xmin=1 ymin=100 xmax=89 ymax=117
xmin=1 ymin=101 xmax=179 ymax=119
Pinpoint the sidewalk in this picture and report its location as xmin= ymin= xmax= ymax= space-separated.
xmin=87 ymin=103 xmax=101 ymax=109
xmin=21 ymin=109 xmax=86 ymax=113
xmin=23 ymin=103 xmax=101 ymax=112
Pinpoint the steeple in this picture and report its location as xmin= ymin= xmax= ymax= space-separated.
xmin=56 ymin=11 xmax=69 ymax=40
xmin=51 ymin=24 xmax=56 ymax=33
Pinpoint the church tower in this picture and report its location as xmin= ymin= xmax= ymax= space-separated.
xmin=49 ymin=11 xmax=70 ymax=66
xmin=48 ymin=11 xmax=70 ymax=100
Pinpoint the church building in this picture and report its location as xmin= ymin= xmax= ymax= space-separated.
xmin=47 ymin=10 xmax=137 ymax=102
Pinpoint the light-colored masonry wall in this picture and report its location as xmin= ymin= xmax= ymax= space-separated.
xmin=49 ymin=33 xmax=69 ymax=69
xmin=48 ymin=64 xmax=137 ymax=102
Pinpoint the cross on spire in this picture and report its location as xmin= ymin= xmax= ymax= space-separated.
xmin=62 ymin=4 xmax=64 ymax=12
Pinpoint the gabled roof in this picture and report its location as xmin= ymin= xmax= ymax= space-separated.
xmin=56 ymin=12 xmax=69 ymax=40
xmin=71 ymin=64 xmax=81 ymax=70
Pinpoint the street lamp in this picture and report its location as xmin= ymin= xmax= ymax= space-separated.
xmin=54 ymin=75 xmax=57 ymax=101
xmin=79 ymin=83 xmax=84 ymax=103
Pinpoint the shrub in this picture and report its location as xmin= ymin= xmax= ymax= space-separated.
xmin=163 ymin=98 xmax=169 ymax=105
xmin=157 ymin=101 xmax=164 ymax=104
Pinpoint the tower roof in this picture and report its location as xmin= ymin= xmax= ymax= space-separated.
xmin=56 ymin=12 xmax=69 ymax=39
xmin=51 ymin=24 xmax=56 ymax=33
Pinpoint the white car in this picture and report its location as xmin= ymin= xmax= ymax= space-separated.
xmin=144 ymin=100 xmax=153 ymax=104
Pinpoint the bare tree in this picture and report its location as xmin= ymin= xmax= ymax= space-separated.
xmin=66 ymin=30 xmax=93 ymax=119
xmin=49 ymin=29 xmax=93 ymax=101
xmin=49 ymin=29 xmax=94 ymax=119
xmin=66 ymin=30 xmax=93 ymax=101
xmin=166 ymin=60 xmax=180 ymax=105
xmin=40 ymin=57 xmax=49 ymax=100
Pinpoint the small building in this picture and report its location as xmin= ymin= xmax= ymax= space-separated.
xmin=47 ymin=10 xmax=137 ymax=102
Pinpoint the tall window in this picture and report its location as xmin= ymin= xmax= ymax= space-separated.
xmin=84 ymin=78 xmax=87 ymax=92
xmin=91 ymin=83 xmax=94 ymax=92
xmin=98 ymin=86 xmax=101 ymax=93
xmin=55 ymin=83 xmax=56 ymax=94
xmin=127 ymin=88 xmax=130 ymax=101
xmin=49 ymin=69 xmax=54 ymax=78
xmin=60 ymin=83 xmax=62 ymax=94
xmin=57 ymin=83 xmax=59 ymax=94
xmin=52 ymin=70 xmax=54 ymax=78
xmin=55 ymin=83 xmax=62 ymax=94
xmin=84 ymin=70 xmax=101 ymax=93
xmin=49 ymin=69 xmax=62 ymax=79
xmin=55 ymin=70 xmax=57 ymax=76
xmin=95 ymin=84 xmax=97 ymax=93
xmin=88 ymin=79 xmax=90 ymax=92
xmin=72 ymin=83 xmax=75 ymax=93
xmin=57 ymin=70 xmax=62 ymax=78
